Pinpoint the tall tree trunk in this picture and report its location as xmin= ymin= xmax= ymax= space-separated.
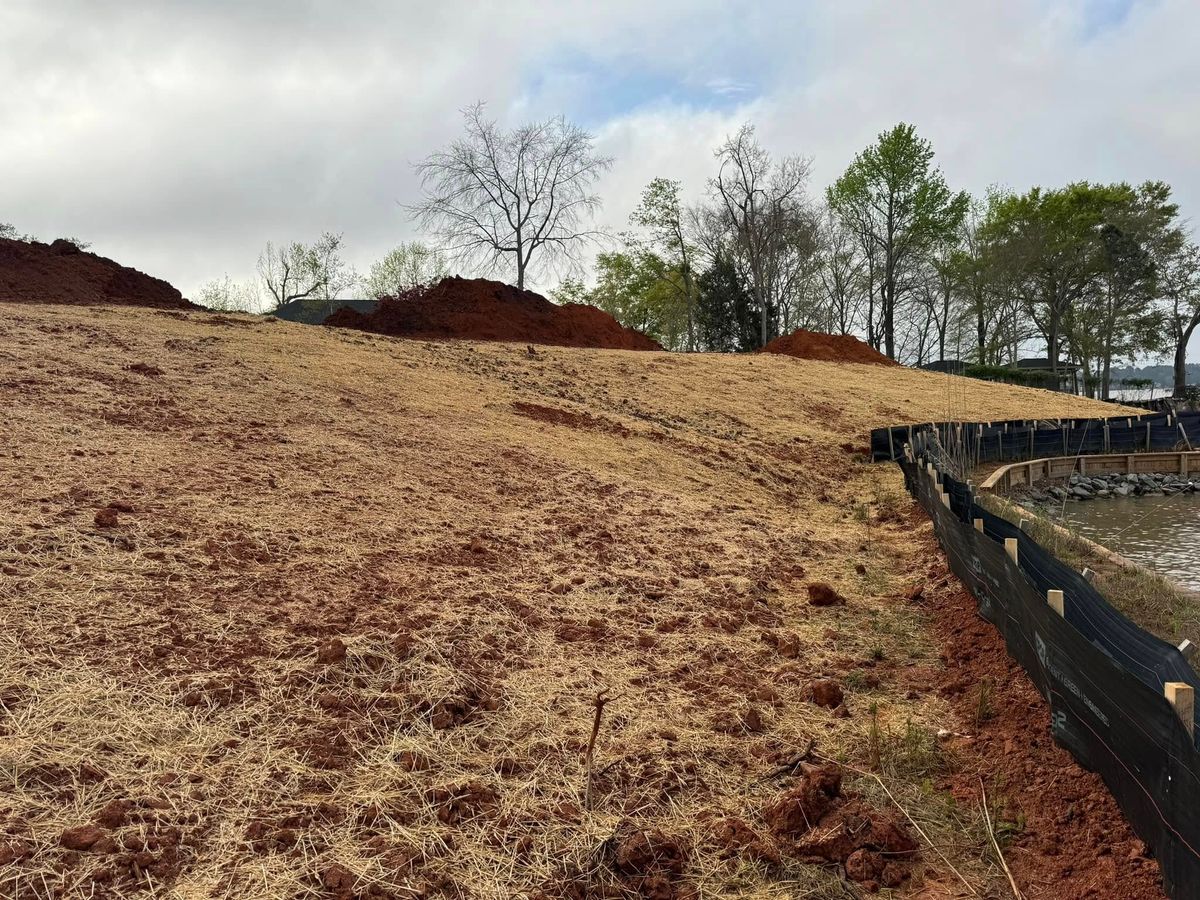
xmin=883 ymin=277 xmax=895 ymax=360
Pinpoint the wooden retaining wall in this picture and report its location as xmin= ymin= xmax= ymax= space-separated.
xmin=980 ymin=451 xmax=1200 ymax=492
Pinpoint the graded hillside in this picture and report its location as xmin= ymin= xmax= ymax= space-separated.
xmin=324 ymin=276 xmax=662 ymax=350
xmin=0 ymin=237 xmax=195 ymax=309
xmin=0 ymin=302 xmax=1159 ymax=899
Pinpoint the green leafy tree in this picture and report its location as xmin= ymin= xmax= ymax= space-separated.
xmin=629 ymin=178 xmax=700 ymax=349
xmin=589 ymin=250 xmax=688 ymax=349
xmin=696 ymin=253 xmax=759 ymax=351
xmin=981 ymin=184 xmax=1114 ymax=377
xmin=364 ymin=242 xmax=449 ymax=298
xmin=548 ymin=277 xmax=590 ymax=306
xmin=827 ymin=123 xmax=968 ymax=360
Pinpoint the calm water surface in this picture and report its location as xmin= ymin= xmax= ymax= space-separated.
xmin=1050 ymin=494 xmax=1200 ymax=591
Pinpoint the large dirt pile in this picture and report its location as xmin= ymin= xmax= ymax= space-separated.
xmin=324 ymin=276 xmax=662 ymax=350
xmin=761 ymin=329 xmax=896 ymax=366
xmin=0 ymin=237 xmax=195 ymax=309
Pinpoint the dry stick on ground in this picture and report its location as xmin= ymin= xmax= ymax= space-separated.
xmin=980 ymin=776 xmax=1025 ymax=900
xmin=584 ymin=690 xmax=617 ymax=810
xmin=815 ymin=753 xmax=979 ymax=897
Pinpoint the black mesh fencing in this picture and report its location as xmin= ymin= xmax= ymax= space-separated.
xmin=872 ymin=411 xmax=1200 ymax=464
xmin=903 ymin=450 xmax=1200 ymax=898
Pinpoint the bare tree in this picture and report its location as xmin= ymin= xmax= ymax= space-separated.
xmin=411 ymin=103 xmax=612 ymax=290
xmin=257 ymin=232 xmax=352 ymax=311
xmin=710 ymin=124 xmax=815 ymax=347
xmin=815 ymin=208 xmax=867 ymax=335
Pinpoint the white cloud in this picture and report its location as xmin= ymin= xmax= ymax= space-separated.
xmin=1 ymin=0 xmax=1197 ymax=318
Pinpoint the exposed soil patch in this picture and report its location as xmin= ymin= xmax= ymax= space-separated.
xmin=761 ymin=329 xmax=897 ymax=366
xmin=512 ymin=401 xmax=633 ymax=437
xmin=324 ymin=276 xmax=662 ymax=350
xmin=0 ymin=237 xmax=195 ymax=309
xmin=914 ymin=528 xmax=1166 ymax=899
xmin=763 ymin=764 xmax=917 ymax=891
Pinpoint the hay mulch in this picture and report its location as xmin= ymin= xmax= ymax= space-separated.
xmin=0 ymin=302 xmax=1141 ymax=898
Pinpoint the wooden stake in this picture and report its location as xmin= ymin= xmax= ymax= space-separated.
xmin=1004 ymin=538 xmax=1018 ymax=564
xmin=1082 ymin=567 xmax=1096 ymax=582
xmin=1047 ymin=590 xmax=1064 ymax=617
xmin=584 ymin=690 xmax=616 ymax=809
xmin=1165 ymin=682 xmax=1194 ymax=739
xmin=973 ymin=518 xmax=984 ymax=533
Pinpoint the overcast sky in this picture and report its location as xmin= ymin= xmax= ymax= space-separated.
xmin=3 ymin=0 xmax=1197 ymax=342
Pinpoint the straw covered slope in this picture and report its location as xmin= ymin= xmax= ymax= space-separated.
xmin=0 ymin=302 xmax=1149 ymax=899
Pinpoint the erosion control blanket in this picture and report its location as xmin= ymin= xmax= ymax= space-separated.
xmin=904 ymin=455 xmax=1200 ymax=899
xmin=872 ymin=411 xmax=1200 ymax=463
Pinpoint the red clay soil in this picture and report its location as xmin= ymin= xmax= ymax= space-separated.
xmin=761 ymin=329 xmax=897 ymax=366
xmin=908 ymin=523 xmax=1165 ymax=899
xmin=0 ymin=237 xmax=195 ymax=309
xmin=324 ymin=277 xmax=662 ymax=350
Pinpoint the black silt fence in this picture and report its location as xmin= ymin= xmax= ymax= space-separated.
xmin=871 ymin=411 xmax=1200 ymax=464
xmin=906 ymin=454 xmax=1200 ymax=898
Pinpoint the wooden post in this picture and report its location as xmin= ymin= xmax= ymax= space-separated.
xmin=1178 ymin=639 xmax=1196 ymax=661
xmin=1047 ymin=590 xmax=1064 ymax=616
xmin=973 ymin=518 xmax=984 ymax=533
xmin=1165 ymin=682 xmax=1194 ymax=738
xmin=1082 ymin=567 xmax=1096 ymax=582
xmin=940 ymin=491 xmax=950 ymax=508
xmin=1005 ymin=537 xmax=1018 ymax=564
xmin=1080 ymin=457 xmax=1087 ymax=475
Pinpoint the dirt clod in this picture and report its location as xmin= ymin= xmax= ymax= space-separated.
xmin=94 ymin=799 xmax=132 ymax=829
xmin=316 ymin=638 xmax=347 ymax=665
xmin=808 ymin=679 xmax=845 ymax=709
xmin=807 ymin=583 xmax=846 ymax=607
xmin=61 ymin=824 xmax=107 ymax=851
xmin=613 ymin=828 xmax=689 ymax=888
xmin=762 ymin=765 xmax=843 ymax=836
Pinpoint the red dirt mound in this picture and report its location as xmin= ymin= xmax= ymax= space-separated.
xmin=0 ymin=238 xmax=195 ymax=309
xmin=324 ymin=276 xmax=662 ymax=350
xmin=761 ymin=329 xmax=896 ymax=366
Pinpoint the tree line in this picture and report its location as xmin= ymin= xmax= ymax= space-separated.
xmin=546 ymin=122 xmax=1200 ymax=399
xmin=12 ymin=100 xmax=1198 ymax=398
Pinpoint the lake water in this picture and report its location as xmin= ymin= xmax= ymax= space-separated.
xmin=1049 ymin=494 xmax=1200 ymax=591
